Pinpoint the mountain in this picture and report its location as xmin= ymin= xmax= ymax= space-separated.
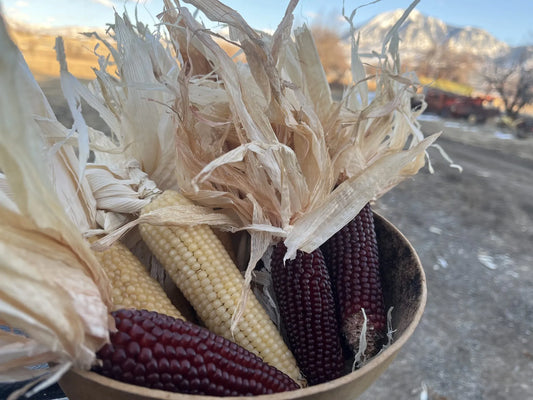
xmin=5 ymin=9 xmax=531 ymax=84
xmin=355 ymin=9 xmax=510 ymax=60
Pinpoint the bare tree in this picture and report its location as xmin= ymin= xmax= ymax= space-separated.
xmin=483 ymin=48 xmax=533 ymax=118
xmin=413 ymin=43 xmax=478 ymax=86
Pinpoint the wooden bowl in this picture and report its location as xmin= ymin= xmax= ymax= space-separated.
xmin=59 ymin=213 xmax=426 ymax=400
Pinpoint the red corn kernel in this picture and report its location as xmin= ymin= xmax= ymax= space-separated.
xmin=322 ymin=203 xmax=387 ymax=357
xmin=95 ymin=309 xmax=299 ymax=396
xmin=270 ymin=244 xmax=345 ymax=385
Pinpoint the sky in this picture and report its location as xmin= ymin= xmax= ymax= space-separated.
xmin=2 ymin=0 xmax=533 ymax=46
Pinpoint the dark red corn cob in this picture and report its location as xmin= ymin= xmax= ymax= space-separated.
xmin=321 ymin=203 xmax=387 ymax=357
xmin=95 ymin=309 xmax=299 ymax=396
xmin=270 ymin=243 xmax=345 ymax=385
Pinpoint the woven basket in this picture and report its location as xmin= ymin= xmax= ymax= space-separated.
xmin=59 ymin=213 xmax=426 ymax=400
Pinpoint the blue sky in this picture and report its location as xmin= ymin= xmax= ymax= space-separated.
xmin=2 ymin=0 xmax=532 ymax=46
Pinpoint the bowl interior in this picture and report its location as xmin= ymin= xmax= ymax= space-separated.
xmin=59 ymin=213 xmax=426 ymax=400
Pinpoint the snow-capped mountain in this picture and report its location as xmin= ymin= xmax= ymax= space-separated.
xmin=355 ymin=9 xmax=510 ymax=59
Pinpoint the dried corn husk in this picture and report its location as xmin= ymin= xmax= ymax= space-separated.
xmin=74 ymin=1 xmax=434 ymax=236
xmin=170 ymin=0 xmax=438 ymax=260
xmin=0 ymin=17 xmax=113 ymax=397
xmin=48 ymin=0 xmax=437 ymax=319
xmin=1 ymin=2 xmax=437 ymax=393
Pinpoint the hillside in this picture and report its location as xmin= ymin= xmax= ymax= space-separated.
xmin=4 ymin=18 xmax=243 ymax=82
xmin=5 ymin=20 xmax=105 ymax=80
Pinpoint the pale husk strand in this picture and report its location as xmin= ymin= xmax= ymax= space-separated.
xmin=54 ymin=12 xmax=187 ymax=232
xmin=0 ymin=210 xmax=109 ymax=383
xmin=73 ymin=0 xmax=437 ymax=311
xmin=168 ymin=5 xmax=329 ymax=246
xmin=50 ymin=0 xmax=437 ymax=258
xmin=168 ymin=0 xmax=436 ymax=257
xmin=0 ymin=16 xmax=112 ymax=392
xmin=73 ymin=13 xmax=181 ymax=192
xmin=153 ymin=0 xmax=312 ymax=321
xmin=0 ymin=19 xmax=111 ymax=301
xmin=0 ymin=173 xmax=18 ymax=212
xmin=85 ymin=163 xmax=161 ymax=215
xmin=90 ymin=201 xmax=241 ymax=252
xmin=0 ymin=331 xmax=57 ymax=381
xmin=55 ymin=37 xmax=90 ymax=181
xmin=0 ymin=211 xmax=108 ymax=359
xmin=292 ymin=24 xmax=335 ymax=127
xmin=284 ymin=134 xmax=438 ymax=258
xmin=110 ymin=15 xmax=173 ymax=178
xmin=34 ymin=118 xmax=98 ymax=232
xmin=0 ymin=1 xmax=438 ymax=396
xmin=75 ymin=5 xmax=322 ymax=238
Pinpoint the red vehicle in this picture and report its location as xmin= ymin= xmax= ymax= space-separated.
xmin=423 ymin=88 xmax=500 ymax=123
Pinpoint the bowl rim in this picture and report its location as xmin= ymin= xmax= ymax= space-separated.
xmin=64 ymin=213 xmax=427 ymax=399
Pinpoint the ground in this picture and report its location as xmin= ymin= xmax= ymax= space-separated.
xmin=37 ymin=80 xmax=533 ymax=400
xmin=361 ymin=117 xmax=533 ymax=400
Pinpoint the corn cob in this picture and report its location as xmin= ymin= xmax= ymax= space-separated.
xmin=91 ymin=239 xmax=183 ymax=319
xmin=95 ymin=309 xmax=299 ymax=396
xmin=138 ymin=190 xmax=302 ymax=385
xmin=270 ymin=243 xmax=345 ymax=385
xmin=321 ymin=203 xmax=387 ymax=357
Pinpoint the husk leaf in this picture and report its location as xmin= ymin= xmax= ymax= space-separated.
xmin=16 ymin=0 xmax=437 ymax=343
xmin=0 ymin=16 xmax=112 ymax=392
xmin=47 ymin=0 xmax=437 ymax=314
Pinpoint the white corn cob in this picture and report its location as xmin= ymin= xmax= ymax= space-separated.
xmin=139 ymin=190 xmax=303 ymax=385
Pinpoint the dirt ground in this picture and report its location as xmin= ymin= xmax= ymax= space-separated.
xmin=361 ymin=117 xmax=533 ymax=400
xmin=38 ymin=80 xmax=533 ymax=400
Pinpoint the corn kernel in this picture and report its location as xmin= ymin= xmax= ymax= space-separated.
xmin=139 ymin=190 xmax=302 ymax=385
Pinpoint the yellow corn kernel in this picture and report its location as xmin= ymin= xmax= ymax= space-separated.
xmin=92 ymin=239 xmax=183 ymax=319
xmin=139 ymin=190 xmax=303 ymax=385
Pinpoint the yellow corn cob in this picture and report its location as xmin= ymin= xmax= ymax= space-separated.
xmin=139 ymin=190 xmax=303 ymax=385
xmin=91 ymin=239 xmax=183 ymax=319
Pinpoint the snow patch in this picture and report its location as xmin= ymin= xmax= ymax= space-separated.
xmin=494 ymin=131 xmax=515 ymax=140
xmin=429 ymin=225 xmax=442 ymax=234
xmin=478 ymin=250 xmax=497 ymax=270
xmin=433 ymin=256 xmax=448 ymax=270
xmin=417 ymin=113 xmax=442 ymax=122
